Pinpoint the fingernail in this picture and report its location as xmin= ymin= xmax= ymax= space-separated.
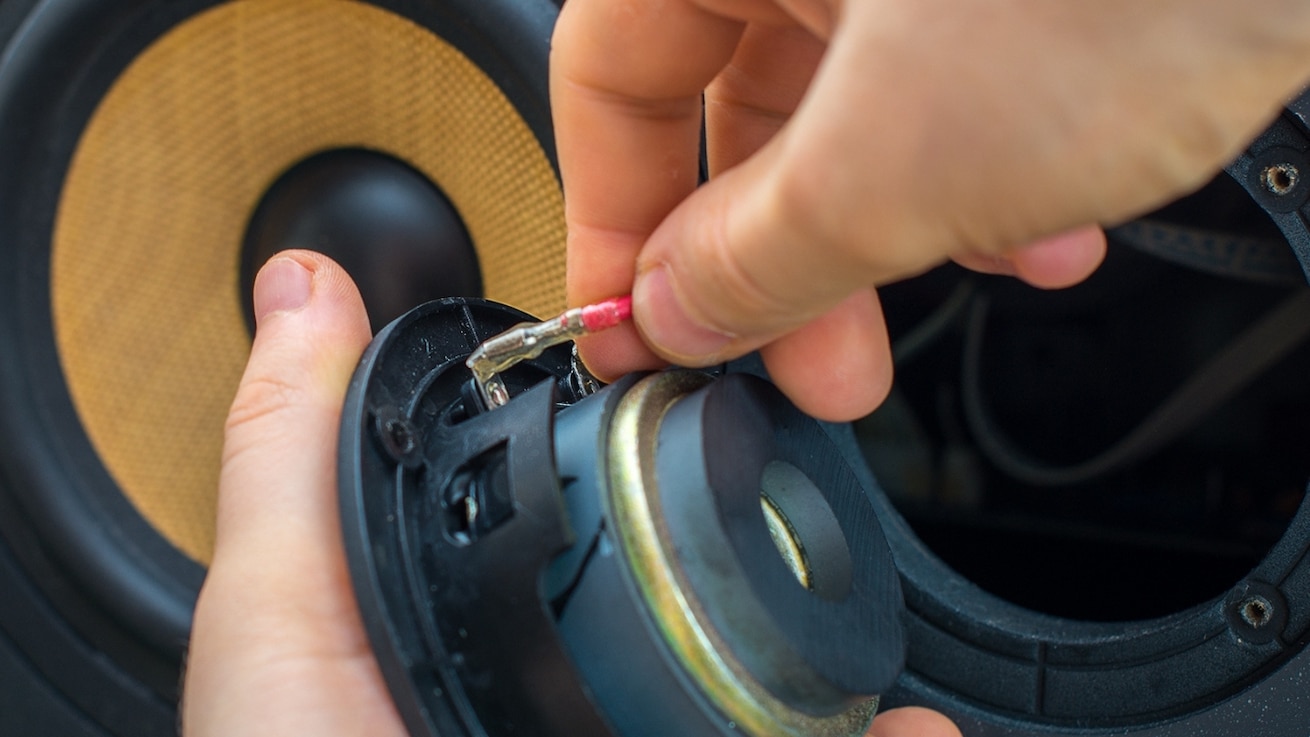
xmin=632 ymin=264 xmax=734 ymax=360
xmin=253 ymin=257 xmax=312 ymax=323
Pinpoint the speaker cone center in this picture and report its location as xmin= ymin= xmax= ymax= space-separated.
xmin=242 ymin=148 xmax=482 ymax=332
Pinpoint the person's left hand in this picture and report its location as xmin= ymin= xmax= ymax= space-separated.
xmin=182 ymin=250 xmax=405 ymax=736
xmin=181 ymin=250 xmax=961 ymax=737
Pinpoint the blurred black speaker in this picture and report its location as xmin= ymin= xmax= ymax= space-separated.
xmin=0 ymin=0 xmax=563 ymax=734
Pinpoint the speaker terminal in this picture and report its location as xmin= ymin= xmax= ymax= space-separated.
xmin=465 ymin=295 xmax=633 ymax=410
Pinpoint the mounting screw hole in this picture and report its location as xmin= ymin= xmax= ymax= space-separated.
xmin=1240 ymin=596 xmax=1274 ymax=629
xmin=1225 ymin=582 xmax=1287 ymax=644
xmin=1262 ymin=162 xmax=1300 ymax=196
xmin=385 ymin=417 xmax=415 ymax=455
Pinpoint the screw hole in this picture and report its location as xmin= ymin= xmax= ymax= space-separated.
xmin=385 ymin=417 xmax=415 ymax=455
xmin=1240 ymin=595 xmax=1274 ymax=629
xmin=1262 ymin=163 xmax=1300 ymax=196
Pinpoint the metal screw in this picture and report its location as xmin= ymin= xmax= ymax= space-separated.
xmin=1239 ymin=595 xmax=1274 ymax=629
xmin=1261 ymin=162 xmax=1300 ymax=196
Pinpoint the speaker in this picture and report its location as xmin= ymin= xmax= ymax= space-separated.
xmin=6 ymin=0 xmax=1310 ymax=734
xmin=0 ymin=0 xmax=564 ymax=734
xmin=864 ymin=101 xmax=1310 ymax=735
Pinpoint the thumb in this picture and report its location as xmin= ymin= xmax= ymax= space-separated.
xmin=185 ymin=250 xmax=388 ymax=735
xmin=214 ymin=250 xmax=371 ymax=566
xmin=868 ymin=707 xmax=963 ymax=737
xmin=630 ymin=140 xmax=886 ymax=367
xmin=629 ymin=144 xmax=1101 ymax=367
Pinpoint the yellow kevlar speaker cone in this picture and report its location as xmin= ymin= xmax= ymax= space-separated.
xmin=51 ymin=0 xmax=566 ymax=566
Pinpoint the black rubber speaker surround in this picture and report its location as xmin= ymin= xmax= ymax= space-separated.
xmin=0 ymin=1 xmax=560 ymax=735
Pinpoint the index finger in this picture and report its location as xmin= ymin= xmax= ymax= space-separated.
xmin=550 ymin=0 xmax=745 ymax=375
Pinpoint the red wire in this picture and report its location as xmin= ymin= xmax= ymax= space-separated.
xmin=579 ymin=294 xmax=633 ymax=333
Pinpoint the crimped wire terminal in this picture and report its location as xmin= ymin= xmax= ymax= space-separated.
xmin=466 ymin=295 xmax=632 ymax=409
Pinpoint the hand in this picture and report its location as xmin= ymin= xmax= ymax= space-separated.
xmin=552 ymin=0 xmax=1310 ymax=421
xmin=183 ymin=251 xmax=405 ymax=736
xmin=181 ymin=251 xmax=962 ymax=737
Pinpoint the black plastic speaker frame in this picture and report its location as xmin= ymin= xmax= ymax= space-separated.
xmin=0 ymin=0 xmax=560 ymax=734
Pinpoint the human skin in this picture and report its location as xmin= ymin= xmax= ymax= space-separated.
xmin=551 ymin=0 xmax=1310 ymax=422
xmin=181 ymin=251 xmax=963 ymax=737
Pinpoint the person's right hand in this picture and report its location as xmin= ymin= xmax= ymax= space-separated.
xmin=553 ymin=0 xmax=1310 ymax=422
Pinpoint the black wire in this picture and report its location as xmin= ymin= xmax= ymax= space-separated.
xmin=960 ymin=289 xmax=1310 ymax=487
